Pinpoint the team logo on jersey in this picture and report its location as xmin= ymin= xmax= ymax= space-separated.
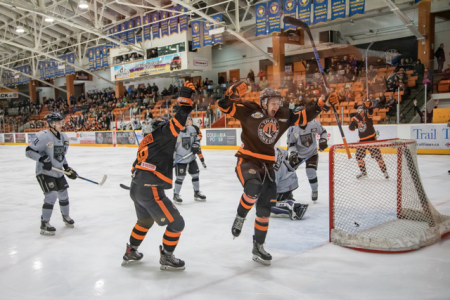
xmin=249 ymin=169 xmax=256 ymax=174
xmin=311 ymin=128 xmax=317 ymax=132
xmin=357 ymin=121 xmax=367 ymax=133
xmin=53 ymin=145 xmax=65 ymax=163
xmin=258 ymin=118 xmax=279 ymax=144
xmin=251 ymin=112 xmax=264 ymax=119
xmin=278 ymin=118 xmax=287 ymax=122
xmin=47 ymin=142 xmax=53 ymax=148
xmin=64 ymin=141 xmax=69 ymax=145
xmin=161 ymin=218 xmax=166 ymax=222
xmin=182 ymin=137 xmax=191 ymax=150
xmin=300 ymin=133 xmax=313 ymax=148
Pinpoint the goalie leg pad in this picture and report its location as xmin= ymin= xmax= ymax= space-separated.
xmin=293 ymin=203 xmax=309 ymax=220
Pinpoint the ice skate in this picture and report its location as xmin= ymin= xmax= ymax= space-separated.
xmin=231 ymin=214 xmax=246 ymax=238
xmin=40 ymin=220 xmax=56 ymax=236
xmin=311 ymin=191 xmax=318 ymax=202
xmin=159 ymin=245 xmax=185 ymax=270
xmin=252 ymin=239 xmax=272 ymax=266
xmin=356 ymin=172 xmax=367 ymax=179
xmin=293 ymin=203 xmax=309 ymax=220
xmin=383 ymin=171 xmax=390 ymax=179
xmin=62 ymin=214 xmax=75 ymax=228
xmin=173 ymin=193 xmax=183 ymax=205
xmin=194 ymin=190 xmax=206 ymax=202
xmin=121 ymin=243 xmax=143 ymax=266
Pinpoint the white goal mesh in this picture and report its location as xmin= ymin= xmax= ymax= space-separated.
xmin=329 ymin=139 xmax=450 ymax=252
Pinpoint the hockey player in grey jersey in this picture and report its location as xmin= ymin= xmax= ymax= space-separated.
xmin=25 ymin=112 xmax=78 ymax=235
xmin=287 ymin=112 xmax=328 ymax=202
xmin=173 ymin=116 xmax=206 ymax=204
xmin=271 ymin=148 xmax=308 ymax=220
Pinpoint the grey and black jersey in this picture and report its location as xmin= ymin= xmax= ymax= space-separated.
xmin=274 ymin=148 xmax=298 ymax=194
xmin=287 ymin=120 xmax=327 ymax=158
xmin=26 ymin=129 xmax=69 ymax=178
xmin=174 ymin=126 xmax=200 ymax=164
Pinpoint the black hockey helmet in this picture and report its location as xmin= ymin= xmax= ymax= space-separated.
xmin=259 ymin=88 xmax=282 ymax=108
xmin=45 ymin=112 xmax=64 ymax=128
xmin=151 ymin=116 xmax=170 ymax=128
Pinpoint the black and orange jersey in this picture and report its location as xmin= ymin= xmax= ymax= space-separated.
xmin=349 ymin=102 xmax=376 ymax=141
xmin=132 ymin=105 xmax=193 ymax=189
xmin=218 ymin=96 xmax=326 ymax=164
xmin=193 ymin=125 xmax=203 ymax=140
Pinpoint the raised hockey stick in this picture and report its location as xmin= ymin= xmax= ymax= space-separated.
xmin=283 ymin=16 xmax=351 ymax=159
xmin=52 ymin=167 xmax=107 ymax=186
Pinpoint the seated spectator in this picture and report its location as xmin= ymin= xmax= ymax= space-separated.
xmin=385 ymin=94 xmax=397 ymax=114
xmin=288 ymin=98 xmax=295 ymax=110
xmin=257 ymin=69 xmax=266 ymax=81
xmin=413 ymin=59 xmax=425 ymax=82
xmin=259 ymin=77 xmax=269 ymax=90
xmin=386 ymin=71 xmax=399 ymax=91
xmin=161 ymin=88 xmax=169 ymax=96
xmin=344 ymin=68 xmax=355 ymax=82
xmin=398 ymin=83 xmax=410 ymax=98
xmin=367 ymin=65 xmax=377 ymax=81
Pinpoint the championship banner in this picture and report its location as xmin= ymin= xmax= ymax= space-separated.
xmin=114 ymin=25 xmax=121 ymax=48
xmin=127 ymin=19 xmax=135 ymax=44
xmin=151 ymin=12 xmax=160 ymax=39
xmin=121 ymin=22 xmax=128 ymax=44
xmin=68 ymin=53 xmax=76 ymax=75
xmin=88 ymin=49 xmax=94 ymax=70
xmin=112 ymin=53 xmax=183 ymax=80
xmin=203 ymin=19 xmax=212 ymax=47
xmin=255 ymin=3 xmax=268 ymax=37
xmin=39 ymin=62 xmax=43 ymax=80
xmin=299 ymin=0 xmax=312 ymax=26
xmin=58 ymin=55 xmax=66 ymax=77
xmin=284 ymin=0 xmax=297 ymax=31
xmin=95 ymin=47 xmax=101 ymax=69
xmin=314 ymin=0 xmax=328 ymax=24
xmin=191 ymin=21 xmax=201 ymax=49
xmin=178 ymin=5 xmax=188 ymax=32
xmin=106 ymin=28 xmax=112 ymax=48
xmin=169 ymin=6 xmax=179 ymax=35
xmin=44 ymin=61 xmax=49 ymax=80
xmin=143 ymin=14 xmax=151 ymax=41
xmin=349 ymin=0 xmax=365 ymax=17
xmin=102 ymin=46 xmax=109 ymax=68
xmin=212 ymin=14 xmax=223 ymax=44
xmin=331 ymin=0 xmax=346 ymax=21
xmin=268 ymin=0 xmax=281 ymax=34
xmin=49 ymin=61 xmax=54 ymax=79
xmin=25 ymin=65 xmax=30 ymax=83
xmin=135 ymin=16 xmax=142 ymax=43
xmin=64 ymin=55 xmax=70 ymax=76
xmin=160 ymin=11 xmax=169 ymax=37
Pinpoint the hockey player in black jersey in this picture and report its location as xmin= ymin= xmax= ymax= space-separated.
xmin=349 ymin=101 xmax=389 ymax=179
xmin=121 ymin=81 xmax=196 ymax=270
xmin=218 ymin=81 xmax=337 ymax=265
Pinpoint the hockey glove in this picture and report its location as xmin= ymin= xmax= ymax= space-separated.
xmin=288 ymin=151 xmax=299 ymax=167
xmin=225 ymin=81 xmax=248 ymax=101
xmin=201 ymin=161 xmax=207 ymax=168
xmin=319 ymin=138 xmax=328 ymax=151
xmin=64 ymin=165 xmax=78 ymax=180
xmin=192 ymin=143 xmax=201 ymax=155
xmin=178 ymin=81 xmax=195 ymax=106
xmin=39 ymin=155 xmax=52 ymax=171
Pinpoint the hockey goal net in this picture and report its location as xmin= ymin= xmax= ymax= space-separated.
xmin=329 ymin=139 xmax=450 ymax=252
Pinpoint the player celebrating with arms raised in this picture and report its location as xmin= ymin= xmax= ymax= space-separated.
xmin=26 ymin=112 xmax=78 ymax=236
xmin=218 ymin=82 xmax=337 ymax=265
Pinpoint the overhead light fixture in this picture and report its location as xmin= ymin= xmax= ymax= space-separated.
xmin=78 ymin=0 xmax=89 ymax=9
xmin=45 ymin=16 xmax=54 ymax=22
xmin=16 ymin=26 xmax=25 ymax=33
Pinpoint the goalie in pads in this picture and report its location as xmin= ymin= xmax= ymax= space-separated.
xmin=271 ymin=148 xmax=308 ymax=220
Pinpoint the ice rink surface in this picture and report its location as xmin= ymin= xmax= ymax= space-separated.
xmin=0 ymin=145 xmax=449 ymax=300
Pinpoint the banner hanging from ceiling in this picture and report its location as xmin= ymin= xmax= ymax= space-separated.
xmin=349 ymin=0 xmax=365 ymax=17
xmin=255 ymin=3 xmax=267 ymax=36
xmin=268 ymin=0 xmax=281 ymax=34
xmin=299 ymin=0 xmax=312 ymax=26
xmin=314 ymin=0 xmax=328 ymax=24
xmin=283 ymin=0 xmax=297 ymax=31
xmin=331 ymin=0 xmax=346 ymax=21
xmin=191 ymin=20 xmax=201 ymax=49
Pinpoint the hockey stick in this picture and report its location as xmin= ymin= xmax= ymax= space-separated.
xmin=120 ymin=183 xmax=130 ymax=190
xmin=283 ymin=16 xmax=351 ymax=159
xmin=52 ymin=167 xmax=107 ymax=186
xmin=173 ymin=152 xmax=194 ymax=167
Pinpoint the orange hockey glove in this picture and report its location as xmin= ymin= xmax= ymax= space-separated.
xmin=225 ymin=81 xmax=248 ymax=101
xmin=178 ymin=80 xmax=195 ymax=106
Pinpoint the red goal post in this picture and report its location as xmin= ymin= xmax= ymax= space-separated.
xmin=329 ymin=138 xmax=450 ymax=253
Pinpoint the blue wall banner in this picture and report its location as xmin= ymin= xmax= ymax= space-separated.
xmin=349 ymin=0 xmax=364 ymax=17
xmin=58 ymin=55 xmax=65 ymax=76
xmin=203 ymin=19 xmax=212 ymax=47
xmin=314 ymin=0 xmax=328 ymax=24
xmin=143 ymin=15 xmax=151 ymax=41
xmin=135 ymin=16 xmax=142 ymax=43
xmin=192 ymin=20 xmax=201 ymax=49
xmin=284 ymin=0 xmax=297 ymax=31
xmin=331 ymin=0 xmax=346 ymax=20
xmin=255 ymin=3 xmax=268 ymax=36
xmin=102 ymin=46 xmax=109 ymax=68
xmin=121 ymin=22 xmax=128 ymax=44
xmin=268 ymin=0 xmax=281 ymax=34
xmin=178 ymin=5 xmax=188 ymax=32
xmin=50 ymin=61 xmax=55 ymax=79
xmin=88 ymin=49 xmax=94 ymax=70
xmin=114 ymin=25 xmax=121 ymax=47
xmin=161 ymin=11 xmax=169 ymax=37
xmin=151 ymin=12 xmax=160 ymax=39
xmin=299 ymin=0 xmax=312 ymax=26
xmin=95 ymin=47 xmax=102 ymax=69
xmin=127 ymin=19 xmax=135 ymax=44
xmin=212 ymin=14 xmax=223 ymax=44
xmin=68 ymin=53 xmax=75 ymax=75
xmin=169 ymin=6 xmax=179 ymax=35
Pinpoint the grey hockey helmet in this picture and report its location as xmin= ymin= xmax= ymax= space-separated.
xmin=259 ymin=88 xmax=282 ymax=108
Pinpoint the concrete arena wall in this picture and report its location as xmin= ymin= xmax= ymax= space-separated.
xmin=1 ymin=124 xmax=449 ymax=155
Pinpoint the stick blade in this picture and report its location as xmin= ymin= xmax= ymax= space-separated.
xmin=98 ymin=175 xmax=107 ymax=186
xmin=283 ymin=16 xmax=309 ymax=30
xmin=120 ymin=183 xmax=131 ymax=190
